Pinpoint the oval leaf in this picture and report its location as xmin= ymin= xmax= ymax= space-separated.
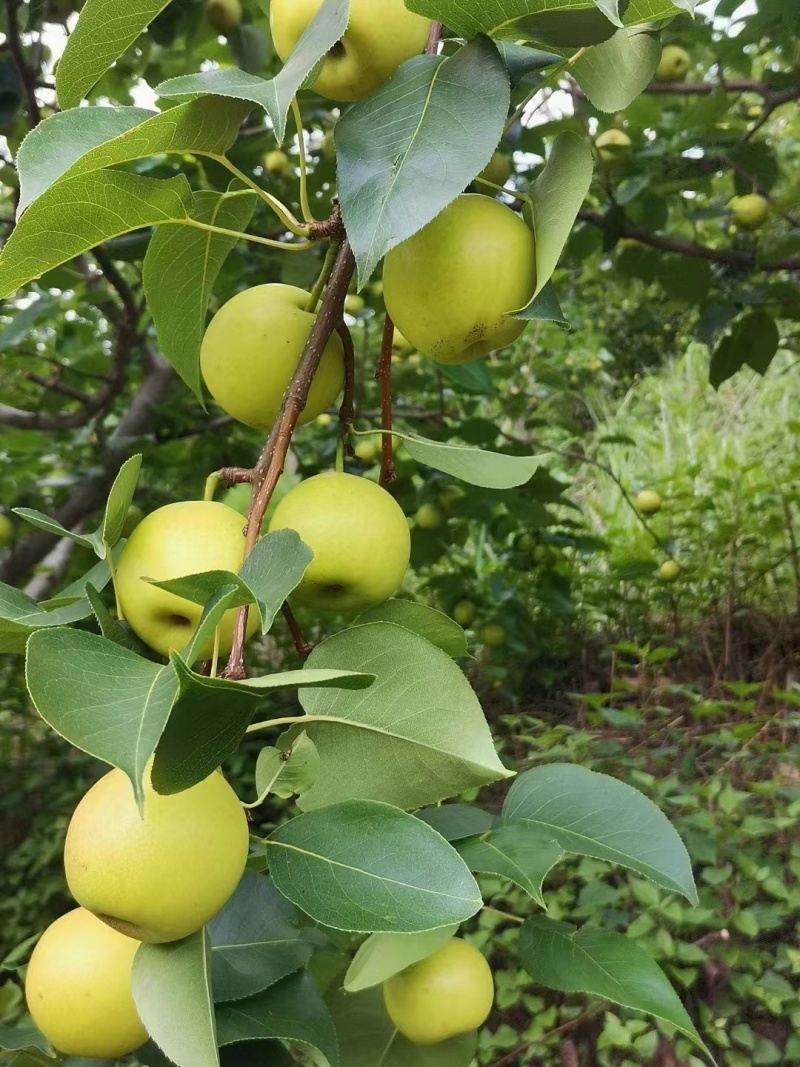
xmin=456 ymin=824 xmax=564 ymax=905
xmin=344 ymin=926 xmax=458 ymax=993
xmin=573 ymin=27 xmax=661 ymax=112
xmin=356 ymin=600 xmax=468 ymax=657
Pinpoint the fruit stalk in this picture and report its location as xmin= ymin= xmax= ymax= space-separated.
xmin=223 ymin=238 xmax=356 ymax=679
xmin=376 ymin=313 xmax=396 ymax=487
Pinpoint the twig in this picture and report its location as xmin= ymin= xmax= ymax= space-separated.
xmin=336 ymin=321 xmax=356 ymax=456
xmin=376 ymin=313 xmax=396 ymax=487
xmin=488 ymin=1007 xmax=605 ymax=1067
xmin=425 ymin=21 xmax=443 ymax=54
xmin=281 ymin=602 xmax=313 ymax=658
xmin=222 ymin=238 xmax=356 ymax=679
xmin=560 ymin=1039 xmax=579 ymax=1067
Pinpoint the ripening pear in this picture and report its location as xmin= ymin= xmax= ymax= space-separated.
xmin=65 ymin=767 xmax=249 ymax=944
xmin=0 ymin=513 xmax=13 ymax=547
xmin=481 ymin=624 xmax=507 ymax=648
xmin=659 ymin=560 xmax=681 ymax=582
xmin=478 ymin=151 xmax=513 ymax=189
xmin=264 ymin=149 xmax=291 ymax=175
xmin=636 ymin=489 xmax=662 ymax=515
xmin=729 ymin=194 xmax=770 ymax=231
xmin=596 ymin=129 xmax=632 ymax=165
xmin=655 ymin=45 xmax=690 ymax=82
xmin=452 ymin=600 xmax=477 ymax=627
xmin=415 ymin=503 xmax=445 ymax=530
xmin=206 ymin=0 xmax=241 ymax=35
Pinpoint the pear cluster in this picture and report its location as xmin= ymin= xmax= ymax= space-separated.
xmin=26 ymin=768 xmax=248 ymax=1058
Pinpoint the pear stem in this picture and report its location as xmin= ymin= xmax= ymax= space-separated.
xmin=375 ymin=313 xmax=396 ymax=487
xmin=292 ymin=97 xmax=317 ymax=226
xmin=221 ymin=237 xmax=355 ymax=680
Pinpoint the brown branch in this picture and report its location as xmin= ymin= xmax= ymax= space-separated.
xmin=643 ymin=78 xmax=798 ymax=99
xmin=560 ymin=1039 xmax=580 ymax=1067
xmin=5 ymin=0 xmax=41 ymax=125
xmin=218 ymin=466 xmax=253 ymax=486
xmin=336 ymin=321 xmax=356 ymax=458
xmin=426 ymin=21 xmax=443 ymax=54
xmin=24 ymin=372 xmax=94 ymax=403
xmin=578 ymin=208 xmax=800 ymax=272
xmin=281 ymin=602 xmax=313 ymax=658
xmin=222 ymin=238 xmax=356 ymax=680
xmin=376 ymin=313 xmax=396 ymax=487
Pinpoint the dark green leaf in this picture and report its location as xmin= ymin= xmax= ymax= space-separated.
xmin=457 ymin=824 xmax=564 ymax=904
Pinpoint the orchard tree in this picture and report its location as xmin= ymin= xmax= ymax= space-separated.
xmin=0 ymin=0 xmax=797 ymax=1064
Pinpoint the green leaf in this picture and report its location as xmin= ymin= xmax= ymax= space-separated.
xmin=337 ymin=37 xmax=510 ymax=284
xmin=573 ymin=27 xmax=661 ymax=112
xmin=438 ymin=360 xmax=499 ymax=396
xmin=515 ymin=280 xmax=569 ymax=325
xmin=356 ymin=600 xmax=468 ymax=658
xmin=366 ymin=429 xmax=548 ymax=489
xmin=56 ymin=0 xmax=173 ymax=109
xmin=502 ymin=764 xmax=698 ymax=903
xmin=101 ymin=454 xmax=142 ymax=548
xmin=249 ymin=733 xmax=320 ymax=805
xmin=710 ymin=312 xmax=780 ymax=388
xmin=143 ymin=189 xmax=257 ymax=401
xmin=151 ymin=653 xmax=374 ymax=795
xmin=344 ymin=927 xmax=459 ymax=993
xmin=25 ymin=627 xmax=179 ymax=806
xmin=267 ymin=799 xmax=482 ymax=933
xmin=297 ymin=622 xmax=511 ymax=811
xmin=216 ymin=972 xmax=339 ymax=1067
xmin=85 ymin=583 xmax=144 ymax=653
xmin=208 ymin=871 xmax=316 ymax=1003
xmin=456 ymin=824 xmax=564 ymax=905
xmin=0 ymin=294 xmax=57 ymax=349
xmin=0 ymin=171 xmax=192 ymax=299
xmin=132 ymin=931 xmax=219 ymax=1067
xmin=416 ymin=804 xmax=495 ymax=842
xmin=328 ymin=986 xmax=476 ymax=1067
xmin=496 ymin=41 xmax=562 ymax=84
xmin=0 ymin=1025 xmax=50 ymax=1053
xmin=0 ymin=584 xmax=94 ymax=655
xmin=11 ymin=508 xmax=97 ymax=552
xmin=404 ymin=0 xmax=617 ymax=49
xmin=523 ymin=132 xmax=593 ymax=301
xmin=16 ymin=106 xmax=153 ymax=215
xmin=519 ymin=917 xmax=713 ymax=1058
xmin=157 ymin=0 xmax=348 ymax=143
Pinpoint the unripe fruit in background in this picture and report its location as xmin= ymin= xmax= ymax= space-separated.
xmin=415 ymin=503 xmax=445 ymax=530
xmin=478 ymin=150 xmax=513 ymax=189
xmin=636 ymin=489 xmax=662 ymax=515
xmin=354 ymin=438 xmax=380 ymax=462
xmin=270 ymin=0 xmax=431 ymax=103
xmin=392 ymin=328 xmax=415 ymax=356
xmin=383 ymin=939 xmax=494 ymax=1045
xmin=344 ymin=293 xmax=365 ymax=315
xmin=65 ymin=767 xmax=249 ymax=944
xmin=0 ymin=513 xmax=13 ymax=546
xmin=264 ymin=149 xmax=291 ymax=175
xmin=25 ymin=909 xmax=147 ymax=1058
xmin=268 ymin=472 xmax=410 ymax=612
xmin=659 ymin=560 xmax=681 ymax=582
xmin=481 ymin=624 xmax=507 ymax=648
xmin=595 ymin=129 xmax=632 ymax=165
xmin=453 ymin=600 xmax=477 ymax=627
xmin=116 ymin=501 xmax=259 ymax=658
xmin=729 ymin=194 xmax=770 ymax=231
xmin=384 ymin=195 xmax=537 ymax=365
xmin=201 ymin=285 xmax=345 ymax=431
xmin=655 ymin=45 xmax=690 ymax=82
xmin=206 ymin=0 xmax=241 ymax=35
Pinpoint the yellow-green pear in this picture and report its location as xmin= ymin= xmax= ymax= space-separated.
xmin=659 ymin=560 xmax=681 ymax=582
xmin=264 ymin=149 xmax=291 ymax=175
xmin=383 ymin=939 xmax=494 ymax=1045
xmin=595 ymin=129 xmax=632 ymax=165
xmin=65 ymin=767 xmax=249 ymax=944
xmin=268 ymin=472 xmax=410 ymax=612
xmin=729 ymin=193 xmax=770 ymax=231
xmin=115 ymin=500 xmax=259 ymax=658
xmin=636 ymin=489 xmax=662 ymax=515
xmin=481 ymin=624 xmax=506 ymax=648
xmin=0 ymin=513 xmax=13 ymax=547
xmin=316 ymin=412 xmax=334 ymax=427
xmin=206 ymin=0 xmax=241 ymax=34
xmin=383 ymin=195 xmax=537 ymax=365
xmin=270 ymin=0 xmax=431 ymax=103
xmin=354 ymin=438 xmax=380 ymax=462
xmin=344 ymin=293 xmax=366 ymax=315
xmin=415 ymin=503 xmax=444 ymax=530
xmin=478 ymin=151 xmax=513 ymax=189
xmin=452 ymin=600 xmax=476 ymax=627
xmin=25 ymin=908 xmax=147 ymax=1058
xmin=201 ymin=284 xmax=345 ymax=431
xmin=655 ymin=45 xmax=690 ymax=82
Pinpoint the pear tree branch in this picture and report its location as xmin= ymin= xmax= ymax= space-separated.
xmin=376 ymin=313 xmax=396 ymax=487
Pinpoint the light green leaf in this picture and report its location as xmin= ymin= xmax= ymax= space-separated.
xmin=344 ymin=927 xmax=459 ymax=993
xmin=515 ymin=280 xmax=569 ymax=326
xmin=11 ymin=508 xmax=96 ymax=552
xmin=337 ymin=38 xmax=510 ymax=284
xmin=16 ymin=106 xmax=153 ymax=215
xmin=157 ymin=0 xmax=349 ymax=143
xmin=328 ymin=986 xmax=477 ymax=1067
xmin=249 ymin=733 xmax=320 ymax=805
xmin=143 ymin=189 xmax=257 ymax=401
xmin=208 ymin=872 xmax=316 ymax=1003
xmin=456 ymin=824 xmax=564 ymax=905
xmin=101 ymin=453 xmax=142 ymax=548
xmin=404 ymin=0 xmax=617 ymax=48
xmin=25 ymin=627 xmax=179 ymax=806
xmin=519 ymin=917 xmax=713 ymax=1058
xmin=356 ymin=600 xmax=468 ymax=658
xmin=0 ymin=1024 xmax=51 ymax=1054
xmin=297 ymin=622 xmax=512 ymax=811
xmin=178 ymin=585 xmax=242 ymax=667
xmin=416 ymin=804 xmax=495 ymax=842
xmin=56 ymin=0 xmax=173 ymax=109
xmin=502 ymin=764 xmax=698 ymax=903
xmin=216 ymin=972 xmax=339 ymax=1067
xmin=358 ymin=429 xmax=548 ymax=490
xmin=267 ymin=800 xmax=482 ymax=933
xmin=132 ymin=931 xmax=219 ymax=1067
xmin=524 ymin=132 xmax=593 ymax=301
xmin=85 ymin=583 xmax=144 ymax=653
xmin=0 ymin=171 xmax=192 ymax=299
xmin=0 ymin=583 xmax=95 ymax=654
xmin=573 ymin=27 xmax=660 ymax=112
xmin=151 ymin=653 xmax=374 ymax=795
xmin=624 ymin=0 xmax=694 ymax=22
